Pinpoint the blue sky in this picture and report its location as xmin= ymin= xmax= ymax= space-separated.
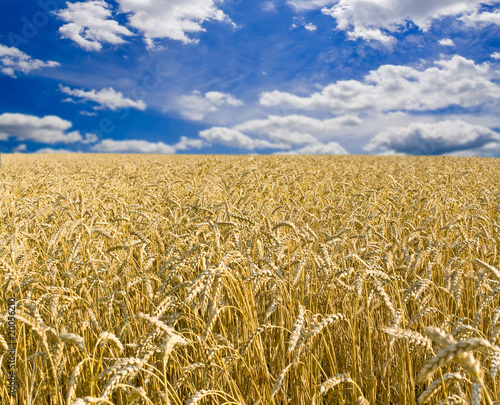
xmin=1 ymin=0 xmax=500 ymax=155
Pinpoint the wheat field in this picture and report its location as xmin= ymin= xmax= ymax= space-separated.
xmin=1 ymin=154 xmax=500 ymax=405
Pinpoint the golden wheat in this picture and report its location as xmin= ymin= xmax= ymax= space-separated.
xmin=1 ymin=154 xmax=500 ymax=404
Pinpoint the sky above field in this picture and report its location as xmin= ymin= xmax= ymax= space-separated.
xmin=1 ymin=0 xmax=500 ymax=155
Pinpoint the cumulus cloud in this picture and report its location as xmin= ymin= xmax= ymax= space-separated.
xmin=199 ymin=127 xmax=259 ymax=149
xmin=90 ymin=136 xmax=206 ymax=154
xmin=196 ymin=54 xmax=500 ymax=156
xmin=175 ymin=91 xmax=244 ymax=121
xmin=35 ymin=148 xmax=75 ymax=153
xmin=116 ymin=0 xmax=233 ymax=48
xmin=199 ymin=127 xmax=288 ymax=150
xmin=492 ymin=52 xmax=500 ymax=59
xmin=439 ymin=38 xmax=455 ymax=46
xmin=199 ymin=113 xmax=361 ymax=151
xmin=173 ymin=136 xmax=205 ymax=151
xmin=92 ymin=139 xmax=176 ymax=153
xmin=56 ymin=0 xmax=134 ymax=51
xmin=260 ymin=55 xmax=500 ymax=114
xmin=287 ymin=0 xmax=338 ymax=10
xmin=12 ymin=144 xmax=27 ymax=153
xmin=276 ymin=141 xmax=348 ymax=154
xmin=0 ymin=113 xmax=94 ymax=144
xmin=365 ymin=120 xmax=500 ymax=155
xmin=60 ymin=85 xmax=146 ymax=111
xmin=460 ymin=8 xmax=500 ymax=26
xmin=233 ymin=114 xmax=361 ymax=145
xmin=291 ymin=16 xmax=319 ymax=31
xmin=320 ymin=0 xmax=500 ymax=43
xmin=0 ymin=45 xmax=59 ymax=78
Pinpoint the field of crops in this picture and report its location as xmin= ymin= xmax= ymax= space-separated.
xmin=1 ymin=154 xmax=500 ymax=405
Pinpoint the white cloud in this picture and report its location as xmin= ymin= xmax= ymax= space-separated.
xmin=12 ymin=144 xmax=27 ymax=153
xmin=60 ymin=85 xmax=146 ymax=111
xmin=262 ymin=1 xmax=279 ymax=12
xmin=35 ymin=148 xmax=75 ymax=153
xmin=291 ymin=16 xmax=319 ymax=31
xmin=91 ymin=136 xmax=205 ymax=154
xmin=199 ymin=127 xmax=258 ymax=149
xmin=320 ymin=0 xmax=500 ymax=43
xmin=199 ymin=127 xmax=287 ymax=150
xmin=56 ymin=0 xmax=134 ymax=51
xmin=80 ymin=111 xmax=98 ymax=116
xmin=365 ymin=120 xmax=500 ymax=155
xmin=174 ymin=136 xmax=205 ymax=151
xmin=199 ymin=113 xmax=361 ymax=151
xmin=439 ymin=38 xmax=455 ymax=46
xmin=0 ymin=113 xmax=93 ymax=144
xmin=0 ymin=45 xmax=59 ymax=78
xmin=233 ymin=114 xmax=361 ymax=145
xmin=276 ymin=141 xmax=348 ymax=154
xmin=175 ymin=91 xmax=244 ymax=121
xmin=82 ymin=133 xmax=99 ymax=144
xmin=460 ymin=141 xmax=500 ymax=155
xmin=116 ymin=0 xmax=233 ymax=47
xmin=91 ymin=139 xmax=176 ymax=153
xmin=260 ymin=55 xmax=500 ymax=113
xmin=194 ymin=54 xmax=500 ymax=156
xmin=492 ymin=52 xmax=500 ymax=59
xmin=287 ymin=0 xmax=338 ymax=10
xmin=460 ymin=8 xmax=500 ymax=26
